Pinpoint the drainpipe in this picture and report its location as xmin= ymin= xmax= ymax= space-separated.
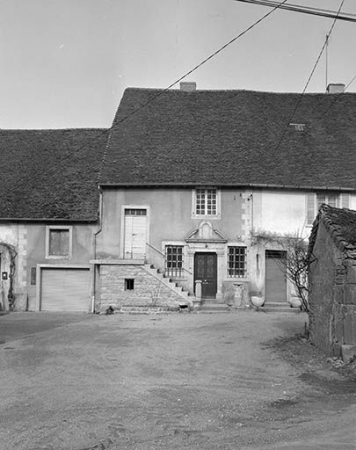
xmin=91 ymin=186 xmax=103 ymax=313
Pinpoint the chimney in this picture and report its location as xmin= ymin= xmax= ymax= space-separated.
xmin=326 ymin=83 xmax=345 ymax=94
xmin=180 ymin=82 xmax=197 ymax=92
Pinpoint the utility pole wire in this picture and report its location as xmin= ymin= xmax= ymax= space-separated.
xmin=234 ymin=0 xmax=356 ymax=22
xmin=9 ymin=0 xmax=288 ymax=200
xmin=269 ymin=0 xmax=345 ymax=158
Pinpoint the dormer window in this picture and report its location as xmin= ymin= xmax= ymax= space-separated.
xmin=192 ymin=188 xmax=221 ymax=218
xmin=290 ymin=123 xmax=306 ymax=132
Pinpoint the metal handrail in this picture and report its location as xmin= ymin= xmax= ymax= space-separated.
xmin=145 ymin=242 xmax=193 ymax=277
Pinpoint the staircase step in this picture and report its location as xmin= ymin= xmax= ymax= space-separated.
xmin=198 ymin=303 xmax=231 ymax=313
xmin=260 ymin=302 xmax=301 ymax=313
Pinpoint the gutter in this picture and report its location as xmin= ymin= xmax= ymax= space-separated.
xmin=99 ymin=182 xmax=356 ymax=192
xmin=91 ymin=186 xmax=104 ymax=313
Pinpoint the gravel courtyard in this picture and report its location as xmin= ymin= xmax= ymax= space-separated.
xmin=1 ymin=310 xmax=356 ymax=450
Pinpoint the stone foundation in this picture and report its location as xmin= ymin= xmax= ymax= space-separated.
xmin=97 ymin=263 xmax=186 ymax=313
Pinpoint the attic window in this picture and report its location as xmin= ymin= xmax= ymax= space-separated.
xmin=290 ymin=123 xmax=306 ymax=132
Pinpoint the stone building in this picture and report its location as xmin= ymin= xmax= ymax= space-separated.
xmin=308 ymin=204 xmax=356 ymax=361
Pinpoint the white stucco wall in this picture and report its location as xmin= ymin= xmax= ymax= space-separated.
xmin=252 ymin=190 xmax=309 ymax=238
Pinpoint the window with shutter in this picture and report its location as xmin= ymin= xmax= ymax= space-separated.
xmin=46 ymin=226 xmax=72 ymax=259
xmin=306 ymin=192 xmax=349 ymax=226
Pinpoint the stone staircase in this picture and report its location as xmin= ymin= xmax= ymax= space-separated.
xmin=258 ymin=301 xmax=301 ymax=313
xmin=198 ymin=298 xmax=231 ymax=313
xmin=143 ymin=264 xmax=193 ymax=305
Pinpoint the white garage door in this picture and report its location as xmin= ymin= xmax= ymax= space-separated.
xmin=41 ymin=268 xmax=90 ymax=311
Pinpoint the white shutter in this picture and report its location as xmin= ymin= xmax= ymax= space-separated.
xmin=124 ymin=211 xmax=147 ymax=259
xmin=41 ymin=268 xmax=90 ymax=311
xmin=306 ymin=193 xmax=316 ymax=225
xmin=341 ymin=193 xmax=350 ymax=209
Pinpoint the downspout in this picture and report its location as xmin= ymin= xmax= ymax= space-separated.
xmin=91 ymin=186 xmax=103 ymax=313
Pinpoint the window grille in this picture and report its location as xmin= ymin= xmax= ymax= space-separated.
xmin=165 ymin=245 xmax=183 ymax=277
xmin=195 ymin=189 xmax=217 ymax=216
xmin=228 ymin=247 xmax=247 ymax=278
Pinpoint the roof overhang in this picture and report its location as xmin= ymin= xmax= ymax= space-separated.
xmin=99 ymin=182 xmax=356 ymax=192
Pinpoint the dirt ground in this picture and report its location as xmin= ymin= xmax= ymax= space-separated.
xmin=0 ymin=310 xmax=356 ymax=450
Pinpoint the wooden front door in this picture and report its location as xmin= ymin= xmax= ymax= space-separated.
xmin=194 ymin=252 xmax=217 ymax=299
xmin=265 ymin=250 xmax=287 ymax=303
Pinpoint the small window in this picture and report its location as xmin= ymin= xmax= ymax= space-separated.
xmin=165 ymin=245 xmax=183 ymax=277
xmin=46 ymin=226 xmax=72 ymax=259
xmin=125 ymin=279 xmax=134 ymax=290
xmin=30 ymin=267 xmax=36 ymax=285
xmin=193 ymin=188 xmax=220 ymax=217
xmin=228 ymin=247 xmax=247 ymax=278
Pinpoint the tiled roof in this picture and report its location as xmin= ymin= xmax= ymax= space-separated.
xmin=309 ymin=205 xmax=356 ymax=258
xmin=101 ymin=88 xmax=356 ymax=190
xmin=0 ymin=128 xmax=108 ymax=220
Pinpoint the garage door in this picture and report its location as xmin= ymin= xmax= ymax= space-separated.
xmin=265 ymin=251 xmax=287 ymax=303
xmin=41 ymin=268 xmax=90 ymax=311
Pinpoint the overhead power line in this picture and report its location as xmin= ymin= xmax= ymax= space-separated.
xmin=234 ymin=0 xmax=356 ymax=22
xmin=7 ymin=0 xmax=288 ymax=198
xmin=96 ymin=0 xmax=289 ymax=183
xmin=270 ymin=0 xmax=346 ymax=158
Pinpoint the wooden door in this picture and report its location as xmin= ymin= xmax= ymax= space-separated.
xmin=194 ymin=253 xmax=217 ymax=299
xmin=124 ymin=209 xmax=147 ymax=259
xmin=265 ymin=250 xmax=287 ymax=303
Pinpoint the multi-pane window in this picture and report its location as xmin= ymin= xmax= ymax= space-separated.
xmin=165 ymin=245 xmax=183 ymax=277
xmin=195 ymin=188 xmax=217 ymax=216
xmin=228 ymin=246 xmax=247 ymax=278
xmin=47 ymin=227 xmax=71 ymax=258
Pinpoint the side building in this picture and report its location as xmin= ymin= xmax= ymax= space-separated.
xmin=0 ymin=128 xmax=107 ymax=312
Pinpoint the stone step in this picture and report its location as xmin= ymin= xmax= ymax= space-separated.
xmin=198 ymin=303 xmax=231 ymax=313
xmin=119 ymin=305 xmax=180 ymax=314
xmin=259 ymin=302 xmax=301 ymax=313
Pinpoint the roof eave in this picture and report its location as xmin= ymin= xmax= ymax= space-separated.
xmin=99 ymin=182 xmax=356 ymax=192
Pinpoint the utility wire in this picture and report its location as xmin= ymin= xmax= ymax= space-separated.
xmin=320 ymin=73 xmax=356 ymax=119
xmin=96 ymin=0 xmax=288 ymax=183
xmin=7 ymin=0 xmax=289 ymax=198
xmin=234 ymin=0 xmax=356 ymax=22
xmin=269 ymin=0 xmax=346 ymax=158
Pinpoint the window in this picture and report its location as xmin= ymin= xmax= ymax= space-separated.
xmin=46 ymin=226 xmax=72 ymax=259
xmin=125 ymin=279 xmax=134 ymax=290
xmin=306 ymin=193 xmax=350 ymax=225
xmin=228 ymin=247 xmax=247 ymax=278
xmin=193 ymin=188 xmax=220 ymax=217
xmin=165 ymin=245 xmax=183 ymax=277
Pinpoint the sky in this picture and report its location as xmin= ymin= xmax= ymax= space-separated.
xmin=1 ymin=0 xmax=356 ymax=129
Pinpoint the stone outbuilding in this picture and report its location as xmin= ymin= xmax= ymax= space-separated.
xmin=308 ymin=204 xmax=356 ymax=361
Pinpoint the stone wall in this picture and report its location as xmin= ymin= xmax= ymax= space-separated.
xmin=309 ymin=221 xmax=356 ymax=355
xmin=309 ymin=221 xmax=343 ymax=353
xmin=97 ymin=264 xmax=185 ymax=313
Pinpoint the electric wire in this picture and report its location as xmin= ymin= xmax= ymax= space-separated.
xmin=269 ymin=0 xmax=346 ymax=158
xmin=6 ymin=0 xmax=288 ymax=200
xmin=234 ymin=0 xmax=356 ymax=22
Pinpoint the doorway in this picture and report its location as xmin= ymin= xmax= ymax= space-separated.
xmin=194 ymin=252 xmax=217 ymax=299
xmin=265 ymin=250 xmax=287 ymax=303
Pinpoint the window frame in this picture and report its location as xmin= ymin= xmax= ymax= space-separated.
xmin=227 ymin=246 xmax=247 ymax=278
xmin=192 ymin=188 xmax=221 ymax=219
xmin=45 ymin=225 xmax=73 ymax=260
xmin=165 ymin=245 xmax=184 ymax=277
